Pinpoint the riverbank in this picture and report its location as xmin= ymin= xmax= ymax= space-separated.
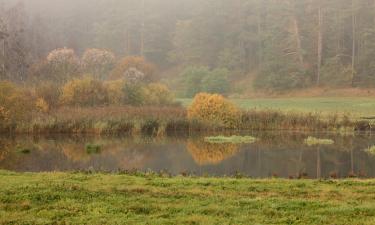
xmin=1 ymin=106 xmax=373 ymax=135
xmin=0 ymin=171 xmax=374 ymax=224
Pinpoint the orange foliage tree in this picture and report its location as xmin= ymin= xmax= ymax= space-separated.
xmin=187 ymin=93 xmax=240 ymax=128
xmin=110 ymin=56 xmax=156 ymax=83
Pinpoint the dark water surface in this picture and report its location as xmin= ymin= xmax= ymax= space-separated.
xmin=0 ymin=132 xmax=374 ymax=179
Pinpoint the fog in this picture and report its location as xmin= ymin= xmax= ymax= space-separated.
xmin=1 ymin=0 xmax=375 ymax=92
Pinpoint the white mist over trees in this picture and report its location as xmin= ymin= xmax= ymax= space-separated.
xmin=1 ymin=0 xmax=375 ymax=91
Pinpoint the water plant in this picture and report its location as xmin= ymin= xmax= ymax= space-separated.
xmin=365 ymin=146 xmax=375 ymax=155
xmin=85 ymin=144 xmax=102 ymax=154
xmin=304 ymin=137 xmax=334 ymax=146
xmin=204 ymin=135 xmax=257 ymax=144
xmin=16 ymin=147 xmax=31 ymax=154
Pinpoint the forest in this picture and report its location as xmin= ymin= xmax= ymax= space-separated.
xmin=1 ymin=0 xmax=375 ymax=94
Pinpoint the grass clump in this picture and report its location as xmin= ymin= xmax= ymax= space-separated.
xmin=365 ymin=146 xmax=375 ymax=155
xmin=304 ymin=136 xmax=334 ymax=146
xmin=85 ymin=144 xmax=102 ymax=154
xmin=204 ymin=135 xmax=257 ymax=144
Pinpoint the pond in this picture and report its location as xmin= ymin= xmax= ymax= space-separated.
xmin=0 ymin=132 xmax=374 ymax=179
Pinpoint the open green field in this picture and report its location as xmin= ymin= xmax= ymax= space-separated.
xmin=179 ymin=97 xmax=375 ymax=118
xmin=1 ymin=171 xmax=375 ymax=225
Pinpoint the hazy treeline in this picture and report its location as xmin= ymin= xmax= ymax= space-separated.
xmin=1 ymin=0 xmax=375 ymax=90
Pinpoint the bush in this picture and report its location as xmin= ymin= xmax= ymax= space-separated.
xmin=35 ymin=98 xmax=49 ymax=113
xmin=181 ymin=66 xmax=210 ymax=97
xmin=187 ymin=93 xmax=239 ymax=128
xmin=201 ymin=68 xmax=230 ymax=94
xmin=122 ymin=82 xmax=146 ymax=106
xmin=144 ymin=83 xmax=175 ymax=106
xmin=181 ymin=66 xmax=230 ymax=97
xmin=104 ymin=79 xmax=126 ymax=105
xmin=110 ymin=56 xmax=156 ymax=83
xmin=254 ymin=61 xmax=309 ymax=91
xmin=320 ymin=58 xmax=352 ymax=87
xmin=60 ymin=77 xmax=108 ymax=106
xmin=34 ymin=82 xmax=61 ymax=108
xmin=0 ymin=81 xmax=34 ymax=123
xmin=81 ymin=48 xmax=116 ymax=80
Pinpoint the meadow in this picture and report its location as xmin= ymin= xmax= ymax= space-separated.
xmin=179 ymin=97 xmax=375 ymax=119
xmin=0 ymin=171 xmax=375 ymax=225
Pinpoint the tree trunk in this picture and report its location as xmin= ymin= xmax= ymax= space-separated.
xmin=287 ymin=0 xmax=304 ymax=67
xmin=351 ymin=0 xmax=356 ymax=87
xmin=1 ymin=38 xmax=4 ymax=78
xmin=140 ymin=0 xmax=145 ymax=57
xmin=292 ymin=17 xmax=304 ymax=66
xmin=317 ymin=3 xmax=323 ymax=86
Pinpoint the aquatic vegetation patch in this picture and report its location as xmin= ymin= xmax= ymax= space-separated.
xmin=16 ymin=147 xmax=31 ymax=154
xmin=204 ymin=135 xmax=257 ymax=144
xmin=85 ymin=144 xmax=102 ymax=154
xmin=304 ymin=137 xmax=334 ymax=146
xmin=365 ymin=146 xmax=375 ymax=155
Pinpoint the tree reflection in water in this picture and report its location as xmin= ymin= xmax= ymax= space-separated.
xmin=187 ymin=140 xmax=239 ymax=165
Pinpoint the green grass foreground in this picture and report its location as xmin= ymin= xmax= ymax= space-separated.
xmin=1 ymin=171 xmax=375 ymax=224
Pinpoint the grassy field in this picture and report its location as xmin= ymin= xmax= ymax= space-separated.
xmin=179 ymin=97 xmax=375 ymax=118
xmin=1 ymin=171 xmax=375 ymax=224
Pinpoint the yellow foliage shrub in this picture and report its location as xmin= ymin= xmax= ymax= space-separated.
xmin=0 ymin=81 xmax=34 ymax=123
xmin=60 ymin=77 xmax=108 ymax=106
xmin=144 ymin=83 xmax=174 ymax=106
xmin=104 ymin=79 xmax=126 ymax=105
xmin=0 ymin=106 xmax=10 ymax=123
xmin=35 ymin=98 xmax=49 ymax=113
xmin=187 ymin=93 xmax=239 ymax=128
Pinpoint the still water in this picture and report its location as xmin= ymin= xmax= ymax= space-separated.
xmin=0 ymin=132 xmax=374 ymax=179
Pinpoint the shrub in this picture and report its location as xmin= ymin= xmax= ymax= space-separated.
xmin=187 ymin=93 xmax=239 ymax=128
xmin=254 ymin=61 xmax=309 ymax=91
xmin=60 ymin=77 xmax=108 ymax=106
xmin=34 ymin=82 xmax=61 ymax=108
xmin=0 ymin=81 xmax=34 ymax=123
xmin=104 ymin=79 xmax=126 ymax=105
xmin=81 ymin=48 xmax=116 ymax=80
xmin=144 ymin=83 xmax=174 ymax=106
xmin=181 ymin=66 xmax=230 ymax=97
xmin=201 ymin=68 xmax=230 ymax=95
xmin=320 ymin=58 xmax=352 ymax=87
xmin=0 ymin=106 xmax=9 ymax=123
xmin=35 ymin=98 xmax=49 ymax=113
xmin=110 ymin=56 xmax=156 ymax=82
xmin=122 ymin=83 xmax=146 ymax=106
xmin=181 ymin=66 xmax=210 ymax=97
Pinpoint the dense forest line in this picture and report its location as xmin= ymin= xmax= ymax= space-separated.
xmin=1 ymin=0 xmax=375 ymax=93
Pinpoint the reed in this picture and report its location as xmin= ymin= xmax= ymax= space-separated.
xmin=0 ymin=106 xmax=373 ymax=135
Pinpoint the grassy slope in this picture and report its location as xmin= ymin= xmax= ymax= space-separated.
xmin=1 ymin=171 xmax=375 ymax=224
xmin=179 ymin=97 xmax=375 ymax=118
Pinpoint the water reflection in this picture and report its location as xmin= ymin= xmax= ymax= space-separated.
xmin=187 ymin=141 xmax=239 ymax=165
xmin=0 ymin=132 xmax=374 ymax=179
